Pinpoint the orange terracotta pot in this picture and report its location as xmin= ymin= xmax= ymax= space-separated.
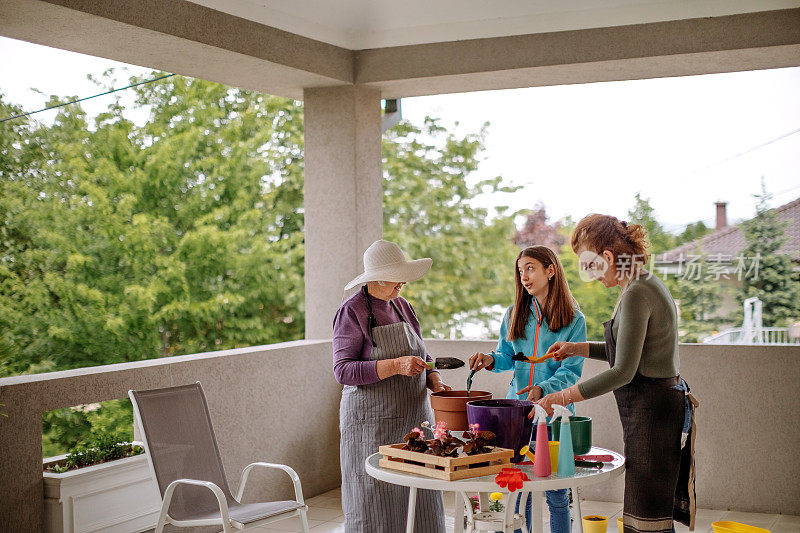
xmin=430 ymin=390 xmax=492 ymax=431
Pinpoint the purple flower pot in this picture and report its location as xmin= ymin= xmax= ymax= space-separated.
xmin=466 ymin=399 xmax=535 ymax=463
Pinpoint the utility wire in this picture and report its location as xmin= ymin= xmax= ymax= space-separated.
xmin=0 ymin=73 xmax=175 ymax=124
xmin=693 ymin=126 xmax=800 ymax=173
xmin=658 ymin=127 xmax=800 ymax=234
xmin=661 ymin=181 xmax=800 ymax=235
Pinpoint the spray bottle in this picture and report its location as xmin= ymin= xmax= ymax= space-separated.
xmin=551 ymin=404 xmax=575 ymax=477
xmin=532 ymin=404 xmax=551 ymax=477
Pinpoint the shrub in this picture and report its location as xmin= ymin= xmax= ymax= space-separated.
xmin=47 ymin=432 xmax=143 ymax=473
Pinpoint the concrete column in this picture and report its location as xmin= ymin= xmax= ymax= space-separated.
xmin=0 ymin=401 xmax=43 ymax=530
xmin=303 ymin=86 xmax=383 ymax=339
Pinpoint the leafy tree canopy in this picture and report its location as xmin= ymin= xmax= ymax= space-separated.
xmin=675 ymin=221 xmax=712 ymax=246
xmin=627 ymin=192 xmax=675 ymax=255
xmin=739 ymin=182 xmax=800 ymax=327
xmin=1 ymin=75 xmax=306 ymax=376
xmin=382 ymin=119 xmax=522 ymax=336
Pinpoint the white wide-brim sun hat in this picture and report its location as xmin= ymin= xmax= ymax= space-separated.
xmin=344 ymin=240 xmax=432 ymax=291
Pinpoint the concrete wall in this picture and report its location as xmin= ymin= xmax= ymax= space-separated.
xmin=0 ymin=340 xmax=342 ymax=532
xmin=1 ymin=340 xmax=797 ymax=531
xmin=423 ymin=340 xmax=800 ymax=515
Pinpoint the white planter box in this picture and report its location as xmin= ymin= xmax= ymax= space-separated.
xmin=43 ymin=450 xmax=161 ymax=533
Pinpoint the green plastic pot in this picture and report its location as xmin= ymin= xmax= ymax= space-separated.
xmin=549 ymin=415 xmax=592 ymax=455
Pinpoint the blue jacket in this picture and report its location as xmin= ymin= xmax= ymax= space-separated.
xmin=490 ymin=299 xmax=586 ymax=413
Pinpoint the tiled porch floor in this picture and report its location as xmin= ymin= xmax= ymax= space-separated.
xmin=252 ymin=488 xmax=800 ymax=533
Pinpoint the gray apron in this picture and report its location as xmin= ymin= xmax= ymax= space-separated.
xmin=339 ymin=288 xmax=445 ymax=533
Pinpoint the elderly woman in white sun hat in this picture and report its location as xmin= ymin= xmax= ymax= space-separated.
xmin=334 ymin=239 xmax=450 ymax=533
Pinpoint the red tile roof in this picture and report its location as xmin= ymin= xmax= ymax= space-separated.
xmin=660 ymin=197 xmax=800 ymax=262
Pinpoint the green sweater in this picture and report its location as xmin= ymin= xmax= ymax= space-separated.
xmin=579 ymin=271 xmax=680 ymax=400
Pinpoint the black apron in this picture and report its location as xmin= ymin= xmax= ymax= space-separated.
xmin=603 ymin=317 xmax=695 ymax=533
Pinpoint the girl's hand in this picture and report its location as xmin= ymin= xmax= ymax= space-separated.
xmin=468 ymin=352 xmax=494 ymax=371
xmin=526 ymin=386 xmax=544 ymax=402
xmin=516 ymin=384 xmax=543 ymax=401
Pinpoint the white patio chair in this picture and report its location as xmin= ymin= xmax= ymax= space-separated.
xmin=129 ymin=382 xmax=310 ymax=533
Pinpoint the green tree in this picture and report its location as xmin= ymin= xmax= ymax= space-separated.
xmin=738 ymin=184 xmax=800 ymax=326
xmin=382 ymin=119 xmax=521 ymax=336
xmin=628 ymin=193 xmax=675 ymax=256
xmin=2 ymin=76 xmax=308 ymax=456
xmin=1 ymin=75 xmax=306 ymax=376
xmin=675 ymin=249 xmax=724 ymax=342
xmin=3 ymin=74 xmax=527 ymax=453
xmin=42 ymin=399 xmax=134 ymax=457
xmin=675 ymin=221 xmax=712 ymax=246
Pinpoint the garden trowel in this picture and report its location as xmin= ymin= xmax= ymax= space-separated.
xmin=512 ymin=351 xmax=558 ymax=365
xmin=426 ymin=357 xmax=466 ymax=370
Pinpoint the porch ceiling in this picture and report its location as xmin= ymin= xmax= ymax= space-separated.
xmin=187 ymin=0 xmax=799 ymax=49
xmin=1 ymin=1 xmax=799 ymax=100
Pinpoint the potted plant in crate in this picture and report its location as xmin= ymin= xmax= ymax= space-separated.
xmin=43 ymin=432 xmax=161 ymax=533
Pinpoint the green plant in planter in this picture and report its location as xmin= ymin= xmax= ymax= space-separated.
xmin=47 ymin=432 xmax=143 ymax=473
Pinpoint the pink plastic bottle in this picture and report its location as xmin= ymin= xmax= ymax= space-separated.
xmin=532 ymin=404 xmax=551 ymax=477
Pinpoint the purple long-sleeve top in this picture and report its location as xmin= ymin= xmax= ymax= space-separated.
xmin=333 ymin=289 xmax=435 ymax=386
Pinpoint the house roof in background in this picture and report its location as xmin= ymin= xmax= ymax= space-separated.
xmin=660 ymin=197 xmax=800 ymax=262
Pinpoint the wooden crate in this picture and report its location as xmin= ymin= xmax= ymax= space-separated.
xmin=378 ymin=444 xmax=514 ymax=481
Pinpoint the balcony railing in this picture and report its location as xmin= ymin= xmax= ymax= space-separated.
xmin=703 ymin=327 xmax=800 ymax=345
xmin=1 ymin=340 xmax=798 ymax=530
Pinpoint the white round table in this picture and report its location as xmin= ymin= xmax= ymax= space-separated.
xmin=365 ymin=446 xmax=625 ymax=533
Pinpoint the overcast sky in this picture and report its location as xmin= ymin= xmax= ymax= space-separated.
xmin=2 ymin=36 xmax=799 ymax=233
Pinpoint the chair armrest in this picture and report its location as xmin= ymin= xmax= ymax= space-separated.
xmin=162 ymin=478 xmax=232 ymax=529
xmin=236 ymin=462 xmax=306 ymax=504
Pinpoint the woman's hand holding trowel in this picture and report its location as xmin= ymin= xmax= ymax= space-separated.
xmin=544 ymin=341 xmax=589 ymax=361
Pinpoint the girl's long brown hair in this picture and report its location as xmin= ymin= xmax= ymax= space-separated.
xmin=508 ymin=246 xmax=576 ymax=340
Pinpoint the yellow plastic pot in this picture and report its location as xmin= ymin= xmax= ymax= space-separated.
xmin=712 ymin=521 xmax=770 ymax=533
xmin=618 ymin=517 xmax=623 ymax=533
xmin=582 ymin=515 xmax=608 ymax=533
xmin=548 ymin=441 xmax=559 ymax=473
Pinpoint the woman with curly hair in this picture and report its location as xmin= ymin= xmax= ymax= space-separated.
xmin=532 ymin=215 xmax=697 ymax=533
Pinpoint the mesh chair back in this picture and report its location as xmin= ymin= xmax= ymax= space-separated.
xmin=131 ymin=383 xmax=235 ymax=521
